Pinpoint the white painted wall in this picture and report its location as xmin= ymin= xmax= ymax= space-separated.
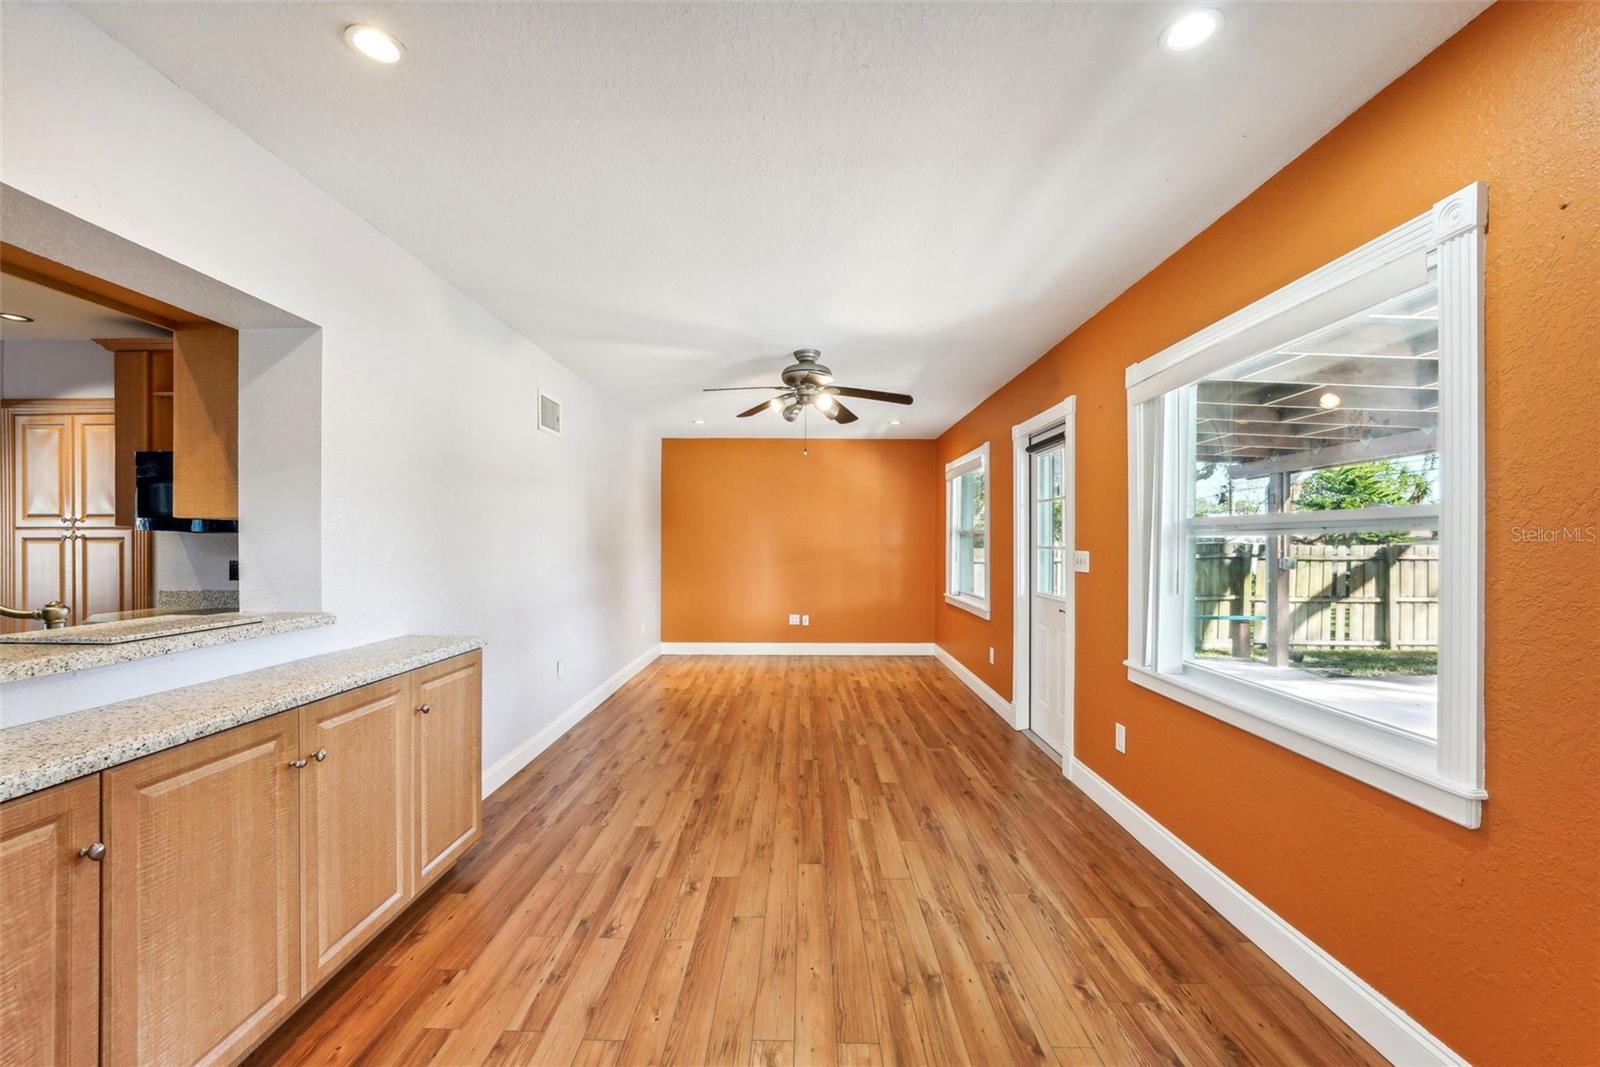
xmin=0 ymin=339 xmax=113 ymax=398
xmin=0 ymin=6 xmax=662 ymax=777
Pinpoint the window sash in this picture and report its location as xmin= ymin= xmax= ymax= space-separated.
xmin=945 ymin=445 xmax=989 ymax=608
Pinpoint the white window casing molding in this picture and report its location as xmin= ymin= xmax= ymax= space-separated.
xmin=945 ymin=442 xmax=992 ymax=619
xmin=1124 ymin=182 xmax=1487 ymax=828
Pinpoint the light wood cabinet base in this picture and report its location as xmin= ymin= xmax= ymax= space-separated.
xmin=0 ymin=777 xmax=100 ymax=1067
xmin=0 ymin=649 xmax=482 ymax=1067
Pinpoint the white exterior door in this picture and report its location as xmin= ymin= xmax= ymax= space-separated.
xmin=1029 ymin=445 xmax=1069 ymax=754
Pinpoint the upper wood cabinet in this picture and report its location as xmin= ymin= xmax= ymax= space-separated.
xmin=0 ymin=776 xmax=101 ymax=1067
xmin=105 ymin=325 xmax=238 ymax=524
xmin=412 ymin=651 xmax=483 ymax=888
xmin=73 ymin=413 xmax=119 ymax=527
xmin=103 ymin=339 xmax=174 ymax=528
xmin=171 ymin=325 xmax=238 ymax=521
xmin=298 ymin=676 xmax=412 ymax=992
xmin=101 ymin=712 xmax=302 ymax=1067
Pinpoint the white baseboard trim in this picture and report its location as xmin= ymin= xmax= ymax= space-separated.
xmin=660 ymin=641 xmax=934 ymax=656
xmin=482 ymin=644 xmax=661 ymax=798
xmin=1068 ymin=758 xmax=1467 ymax=1067
xmin=931 ymin=644 xmax=1015 ymax=725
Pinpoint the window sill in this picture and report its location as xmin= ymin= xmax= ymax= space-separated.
xmin=1125 ymin=662 xmax=1484 ymax=828
xmin=943 ymin=593 xmax=991 ymax=620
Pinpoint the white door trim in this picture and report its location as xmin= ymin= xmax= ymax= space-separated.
xmin=1011 ymin=397 xmax=1076 ymax=767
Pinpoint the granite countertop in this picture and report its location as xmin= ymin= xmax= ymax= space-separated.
xmin=0 ymin=612 xmax=336 ymax=685
xmin=0 ymin=634 xmax=484 ymax=801
xmin=0 ymin=612 xmax=266 ymax=645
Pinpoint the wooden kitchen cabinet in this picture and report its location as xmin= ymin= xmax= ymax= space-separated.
xmin=298 ymin=675 xmax=412 ymax=991
xmin=104 ymin=338 xmax=175 ymax=528
xmin=171 ymin=324 xmax=239 ymax=521
xmin=107 ymin=327 xmax=239 ymax=526
xmin=7 ymin=649 xmax=480 ymax=1067
xmin=0 ymin=776 xmax=101 ymax=1067
xmin=412 ymin=650 xmax=483 ymax=888
xmin=101 ymin=712 xmax=302 ymax=1067
xmin=2 ymin=401 xmax=144 ymax=630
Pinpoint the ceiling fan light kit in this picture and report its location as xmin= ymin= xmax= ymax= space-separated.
xmin=704 ymin=349 xmax=913 ymax=433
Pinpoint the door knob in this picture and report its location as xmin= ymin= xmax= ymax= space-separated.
xmin=288 ymin=757 xmax=308 ymax=768
xmin=417 ymin=703 xmax=431 ymax=715
xmin=313 ymin=748 xmax=328 ymax=762
xmin=78 ymin=842 xmax=106 ymax=861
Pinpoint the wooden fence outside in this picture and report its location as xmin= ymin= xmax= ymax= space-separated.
xmin=1194 ymin=540 xmax=1439 ymax=651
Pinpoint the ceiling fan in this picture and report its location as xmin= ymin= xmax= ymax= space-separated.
xmin=703 ymin=349 xmax=913 ymax=425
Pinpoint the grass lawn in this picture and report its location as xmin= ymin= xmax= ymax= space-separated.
xmin=1196 ymin=647 xmax=1437 ymax=677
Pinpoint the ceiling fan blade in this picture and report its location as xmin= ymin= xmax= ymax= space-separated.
xmin=703 ymin=386 xmax=785 ymax=392
xmin=830 ymin=399 xmax=859 ymax=424
xmin=736 ymin=399 xmax=777 ymax=418
xmin=829 ymin=386 xmax=913 ymax=405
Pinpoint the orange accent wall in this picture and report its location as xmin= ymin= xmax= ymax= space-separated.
xmin=663 ymin=438 xmax=938 ymax=643
xmin=934 ymin=4 xmax=1600 ymax=1063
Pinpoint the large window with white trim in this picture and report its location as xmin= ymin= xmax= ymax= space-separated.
xmin=1126 ymin=184 xmax=1487 ymax=827
xmin=945 ymin=444 xmax=990 ymax=618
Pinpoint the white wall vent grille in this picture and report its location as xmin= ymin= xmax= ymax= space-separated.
xmin=538 ymin=390 xmax=563 ymax=436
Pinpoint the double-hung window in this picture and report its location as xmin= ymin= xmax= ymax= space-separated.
xmin=945 ymin=444 xmax=990 ymax=618
xmin=1125 ymin=183 xmax=1487 ymax=827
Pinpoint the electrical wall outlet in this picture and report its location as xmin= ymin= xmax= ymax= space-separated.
xmin=1074 ymin=550 xmax=1090 ymax=573
xmin=788 ymin=614 xmax=801 ymax=626
xmin=1115 ymin=723 xmax=1127 ymax=753
xmin=801 ymin=615 xmax=810 ymax=626
xmin=988 ymin=647 xmax=995 ymax=665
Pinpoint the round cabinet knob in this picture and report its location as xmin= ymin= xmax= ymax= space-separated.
xmin=417 ymin=703 xmax=431 ymax=715
xmin=288 ymin=757 xmax=308 ymax=769
xmin=313 ymin=748 xmax=328 ymax=762
xmin=79 ymin=842 xmax=106 ymax=861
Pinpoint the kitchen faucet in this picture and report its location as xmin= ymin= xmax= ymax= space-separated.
xmin=0 ymin=600 xmax=72 ymax=629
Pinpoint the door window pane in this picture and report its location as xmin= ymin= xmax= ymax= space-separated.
xmin=1036 ymin=549 xmax=1065 ymax=597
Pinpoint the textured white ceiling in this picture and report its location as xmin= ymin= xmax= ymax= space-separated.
xmin=0 ymin=275 xmax=170 ymax=342
xmin=74 ymin=1 xmax=1486 ymax=438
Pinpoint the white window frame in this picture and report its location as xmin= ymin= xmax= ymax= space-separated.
xmin=945 ymin=443 xmax=991 ymax=619
xmin=1124 ymin=182 xmax=1487 ymax=828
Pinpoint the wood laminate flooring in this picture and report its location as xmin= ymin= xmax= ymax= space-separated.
xmin=248 ymin=656 xmax=1384 ymax=1067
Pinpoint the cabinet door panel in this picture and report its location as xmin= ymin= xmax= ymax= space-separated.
xmin=300 ymin=676 xmax=411 ymax=991
xmin=75 ymin=530 xmax=134 ymax=622
xmin=12 ymin=414 xmax=71 ymax=526
xmin=102 ymin=713 xmax=301 ymax=1067
xmin=74 ymin=414 xmax=118 ymax=526
xmin=8 ymin=531 xmax=70 ymax=632
xmin=0 ymin=777 xmax=100 ymax=1067
xmin=412 ymin=652 xmax=482 ymax=888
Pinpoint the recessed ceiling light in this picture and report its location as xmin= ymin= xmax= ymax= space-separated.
xmin=1318 ymin=391 xmax=1342 ymax=410
xmin=692 ymin=418 xmax=706 ymax=425
xmin=1161 ymin=9 xmax=1222 ymax=52
xmin=0 ymin=312 xmax=33 ymax=323
xmin=343 ymin=24 xmax=405 ymax=65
